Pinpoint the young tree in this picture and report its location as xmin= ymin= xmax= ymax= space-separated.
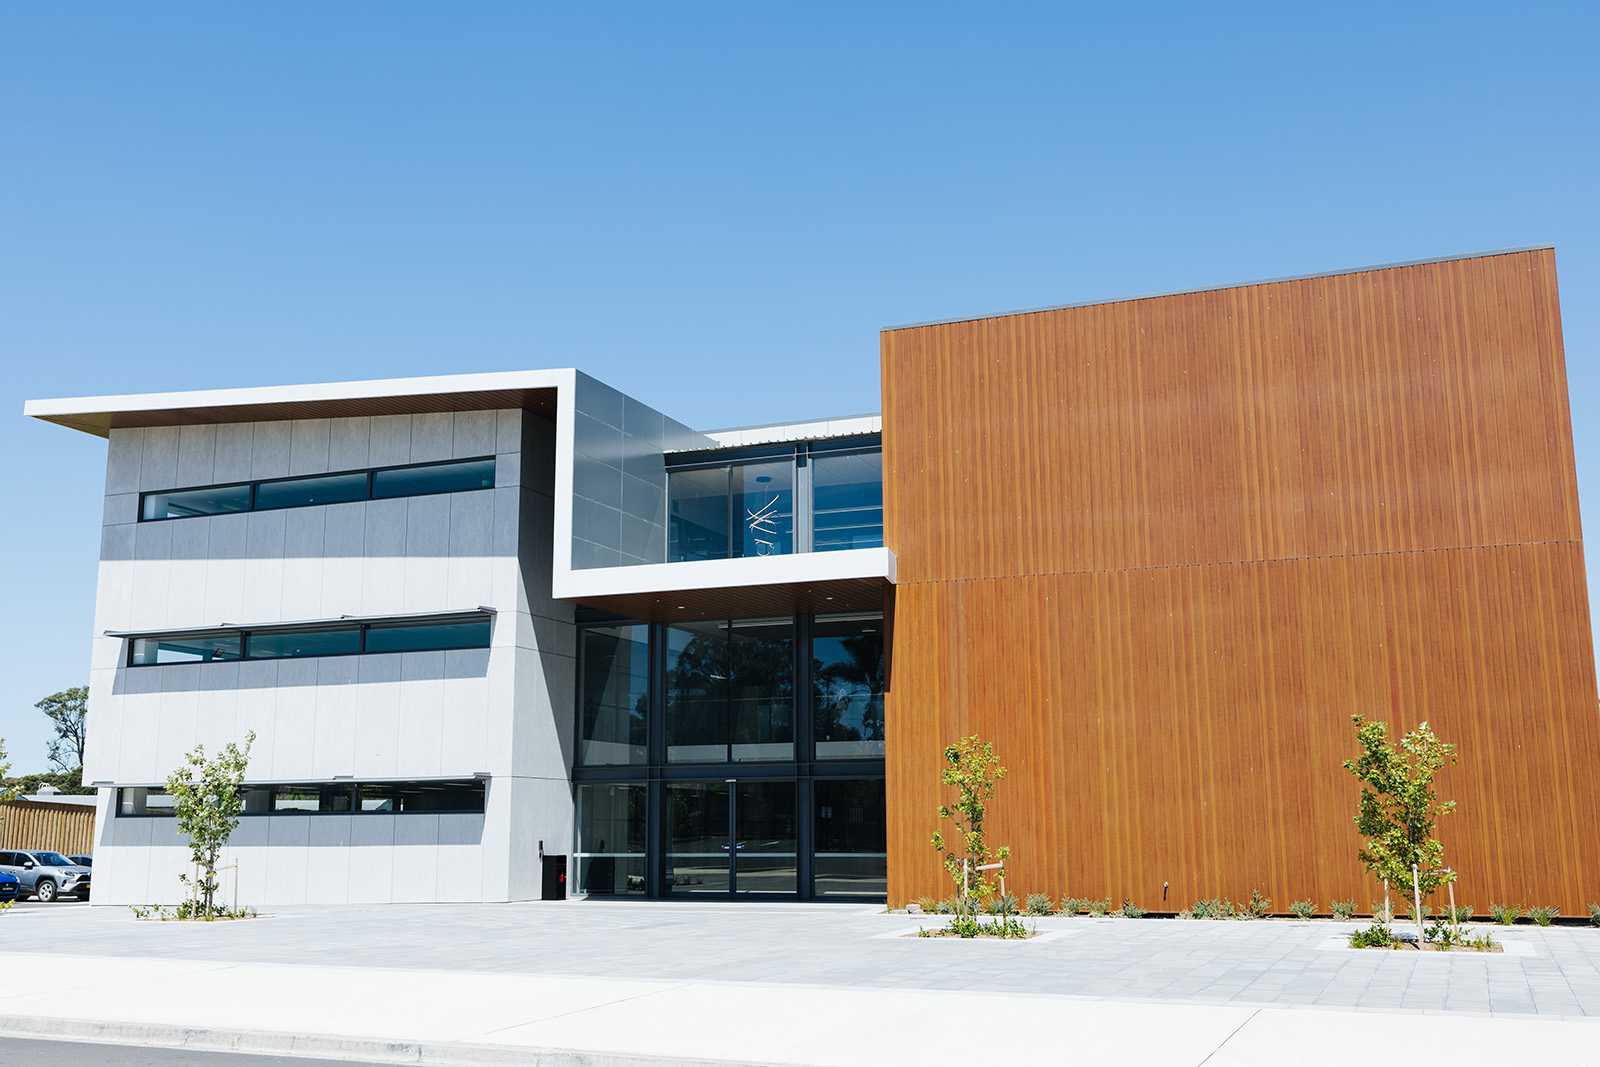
xmin=1343 ymin=715 xmax=1458 ymax=898
xmin=930 ymin=735 xmax=1011 ymax=909
xmin=167 ymin=732 xmax=255 ymax=918
xmin=36 ymin=686 xmax=89 ymax=773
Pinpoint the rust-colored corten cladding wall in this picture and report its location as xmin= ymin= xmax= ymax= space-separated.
xmin=880 ymin=248 xmax=1600 ymax=912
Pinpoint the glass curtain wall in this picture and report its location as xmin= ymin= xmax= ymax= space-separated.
xmin=576 ymin=611 xmax=885 ymax=900
xmin=666 ymin=440 xmax=879 ymax=563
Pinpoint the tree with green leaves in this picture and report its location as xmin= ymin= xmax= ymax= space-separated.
xmin=167 ymin=732 xmax=255 ymax=918
xmin=37 ymin=686 xmax=89 ymax=774
xmin=930 ymin=735 xmax=1011 ymax=910
xmin=0 ymin=736 xmax=17 ymax=804
xmin=1343 ymin=715 xmax=1458 ymax=899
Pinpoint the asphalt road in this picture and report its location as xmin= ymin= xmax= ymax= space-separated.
xmin=0 ymin=1037 xmax=368 ymax=1065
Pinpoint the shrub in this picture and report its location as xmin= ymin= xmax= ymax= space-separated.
xmin=1398 ymin=901 xmax=1432 ymax=922
xmin=1426 ymin=920 xmax=1496 ymax=951
xmin=912 ymin=896 xmax=937 ymax=914
xmin=1370 ymin=899 xmax=1394 ymax=924
xmin=1330 ymin=899 xmax=1357 ymax=920
xmin=1589 ymin=903 xmax=1600 ymax=928
xmin=1085 ymin=898 xmax=1111 ymax=916
xmin=1118 ymin=899 xmax=1145 ymax=919
xmin=987 ymin=893 xmax=1019 ymax=917
xmin=1289 ymin=899 xmax=1316 ymax=920
xmin=1528 ymin=905 xmax=1559 ymax=927
xmin=1349 ymin=923 xmax=1395 ymax=949
xmin=1190 ymin=898 xmax=1236 ymax=920
xmin=1445 ymin=904 xmax=1473 ymax=924
xmin=935 ymin=898 xmax=956 ymax=915
xmin=1058 ymin=896 xmax=1082 ymax=915
xmin=1242 ymin=889 xmax=1271 ymax=919
xmin=1489 ymin=903 xmax=1521 ymax=926
xmin=1176 ymin=909 xmax=1195 ymax=920
xmin=1024 ymin=893 xmax=1054 ymax=916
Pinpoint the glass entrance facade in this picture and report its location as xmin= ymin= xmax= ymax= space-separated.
xmin=574 ymin=610 xmax=886 ymax=901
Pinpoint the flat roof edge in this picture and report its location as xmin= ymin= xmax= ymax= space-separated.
xmin=881 ymin=245 xmax=1557 ymax=333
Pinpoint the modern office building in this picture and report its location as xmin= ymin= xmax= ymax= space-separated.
xmin=27 ymin=246 xmax=1600 ymax=910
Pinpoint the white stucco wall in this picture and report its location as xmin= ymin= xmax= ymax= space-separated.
xmin=84 ymin=408 xmax=576 ymax=905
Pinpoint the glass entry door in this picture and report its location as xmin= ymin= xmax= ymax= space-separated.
xmin=665 ymin=780 xmax=796 ymax=896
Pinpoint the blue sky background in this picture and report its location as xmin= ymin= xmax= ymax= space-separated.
xmin=2 ymin=4 xmax=1596 ymax=771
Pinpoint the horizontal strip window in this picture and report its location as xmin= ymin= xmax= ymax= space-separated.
xmin=126 ymin=616 xmax=491 ymax=667
xmin=139 ymin=456 xmax=496 ymax=522
xmin=119 ymin=779 xmax=487 ymax=817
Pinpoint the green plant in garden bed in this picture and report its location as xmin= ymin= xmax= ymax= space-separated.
xmin=988 ymin=893 xmax=1020 ymax=917
xmin=1118 ymin=899 xmax=1145 ymax=918
xmin=1425 ymin=920 xmax=1498 ymax=951
xmin=1349 ymin=923 xmax=1396 ymax=948
xmin=1242 ymin=889 xmax=1271 ymax=919
xmin=912 ymin=896 xmax=938 ymax=914
xmin=1399 ymin=901 xmax=1432 ymax=922
xmin=1489 ymin=903 xmax=1522 ymax=926
xmin=131 ymin=902 xmax=257 ymax=922
xmin=917 ymin=914 xmax=1032 ymax=940
xmin=1445 ymin=904 xmax=1473 ymax=924
xmin=1085 ymin=898 xmax=1111 ymax=916
xmin=1589 ymin=903 xmax=1600 ymax=928
xmin=1024 ymin=893 xmax=1054 ymax=916
xmin=1189 ymin=897 xmax=1234 ymax=919
xmin=1289 ymin=899 xmax=1316 ymax=920
xmin=1330 ymin=899 xmax=1357 ymax=920
xmin=1527 ymin=905 xmax=1560 ymax=927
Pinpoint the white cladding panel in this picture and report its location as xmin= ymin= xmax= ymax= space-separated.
xmin=83 ymin=409 xmax=575 ymax=905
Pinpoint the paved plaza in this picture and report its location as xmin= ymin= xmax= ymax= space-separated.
xmin=3 ymin=902 xmax=1599 ymax=1064
xmin=7 ymin=900 xmax=1600 ymax=1017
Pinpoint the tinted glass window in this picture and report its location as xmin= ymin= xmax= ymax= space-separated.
xmin=813 ymin=778 xmax=886 ymax=898
xmin=130 ymin=633 xmax=242 ymax=666
xmin=728 ymin=618 xmax=793 ymax=761
xmin=246 ymin=628 xmax=361 ymax=659
xmin=812 ymin=450 xmax=883 ymax=551
xmin=666 ymin=621 xmax=728 ymax=763
xmin=35 ymin=852 xmax=71 ymax=866
xmin=119 ymin=787 xmax=176 ymax=816
xmin=363 ymin=619 xmax=491 ymax=654
xmin=272 ymin=784 xmax=353 ymax=814
xmin=733 ymin=461 xmax=794 ymax=558
xmin=371 ymin=458 xmax=494 ymax=500
xmin=357 ymin=780 xmax=485 ymax=814
xmin=666 ymin=618 xmax=793 ymax=763
xmin=579 ymin=625 xmax=650 ymax=766
xmin=812 ymin=613 xmax=886 ymax=758
xmin=254 ymin=471 xmax=369 ymax=511
xmin=142 ymin=483 xmax=251 ymax=521
xmin=667 ymin=467 xmax=730 ymax=562
xmin=576 ymin=783 xmax=647 ymax=896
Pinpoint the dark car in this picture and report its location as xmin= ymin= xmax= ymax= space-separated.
xmin=0 ymin=850 xmax=91 ymax=902
xmin=0 ymin=870 xmax=18 ymax=903
xmin=68 ymin=855 xmax=92 ymax=868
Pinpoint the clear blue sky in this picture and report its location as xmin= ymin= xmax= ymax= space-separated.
xmin=2 ymin=5 xmax=1596 ymax=772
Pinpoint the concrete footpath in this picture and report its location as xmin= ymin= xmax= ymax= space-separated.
xmin=2 ymin=951 xmax=1597 ymax=1066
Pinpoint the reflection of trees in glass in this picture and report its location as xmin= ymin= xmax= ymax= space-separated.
xmin=814 ymin=630 xmax=885 ymax=742
xmin=582 ymin=628 xmax=649 ymax=753
xmin=668 ymin=624 xmax=793 ymax=749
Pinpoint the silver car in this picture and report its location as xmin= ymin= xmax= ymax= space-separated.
xmin=0 ymin=849 xmax=91 ymax=902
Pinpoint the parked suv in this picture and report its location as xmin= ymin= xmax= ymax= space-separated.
xmin=0 ymin=850 xmax=91 ymax=902
xmin=0 ymin=870 xmax=18 ymax=904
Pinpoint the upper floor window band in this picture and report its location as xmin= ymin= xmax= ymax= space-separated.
xmin=139 ymin=456 xmax=496 ymax=522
